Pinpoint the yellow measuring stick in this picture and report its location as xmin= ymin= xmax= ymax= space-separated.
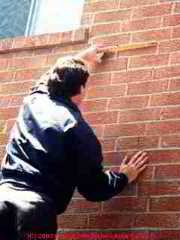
xmin=98 ymin=41 xmax=157 ymax=53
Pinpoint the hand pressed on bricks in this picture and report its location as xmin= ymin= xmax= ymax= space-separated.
xmin=119 ymin=151 xmax=148 ymax=183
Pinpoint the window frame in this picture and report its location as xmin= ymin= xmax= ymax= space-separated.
xmin=25 ymin=0 xmax=40 ymax=36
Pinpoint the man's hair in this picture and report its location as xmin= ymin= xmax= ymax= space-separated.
xmin=33 ymin=56 xmax=89 ymax=98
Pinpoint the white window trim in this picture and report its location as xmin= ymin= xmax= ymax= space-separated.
xmin=25 ymin=0 xmax=40 ymax=36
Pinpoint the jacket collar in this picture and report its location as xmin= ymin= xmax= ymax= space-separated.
xmin=30 ymin=84 xmax=80 ymax=113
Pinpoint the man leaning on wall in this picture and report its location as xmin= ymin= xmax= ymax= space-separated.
xmin=0 ymin=45 xmax=148 ymax=240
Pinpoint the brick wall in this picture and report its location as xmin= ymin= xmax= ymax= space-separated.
xmin=1 ymin=0 xmax=180 ymax=238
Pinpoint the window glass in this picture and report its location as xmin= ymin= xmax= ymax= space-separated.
xmin=28 ymin=0 xmax=84 ymax=36
xmin=0 ymin=0 xmax=32 ymax=39
xmin=0 ymin=0 xmax=84 ymax=39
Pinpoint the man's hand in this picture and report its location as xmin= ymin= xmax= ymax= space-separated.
xmin=76 ymin=44 xmax=105 ymax=65
xmin=119 ymin=151 xmax=148 ymax=183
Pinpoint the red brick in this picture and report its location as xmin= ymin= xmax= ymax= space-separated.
xmin=0 ymin=133 xmax=8 ymax=145
xmin=14 ymin=69 xmax=44 ymax=81
xmin=0 ymin=72 xmax=14 ymax=83
xmin=103 ymin=150 xmax=139 ymax=166
xmin=174 ymin=2 xmax=180 ymax=13
xmin=0 ymin=52 xmax=14 ymax=59
xmin=33 ymin=47 xmax=53 ymax=56
xmin=135 ymin=213 xmax=180 ymax=228
xmin=91 ymin=33 xmax=130 ymax=46
xmin=0 ymin=96 xmax=12 ymax=108
xmin=0 ymin=146 xmax=5 ymax=161
xmin=118 ymin=108 xmax=161 ymax=122
xmin=57 ymin=214 xmax=88 ymax=229
xmin=12 ymin=36 xmax=26 ymax=49
xmin=138 ymin=181 xmax=180 ymax=196
xmin=159 ymin=39 xmax=180 ymax=53
xmin=46 ymin=54 xmax=65 ymax=66
xmin=81 ymin=13 xmax=94 ymax=26
xmin=120 ymin=182 xmax=137 ymax=196
xmin=90 ymin=23 xmax=121 ymax=37
xmin=87 ymin=84 xmax=126 ymax=99
xmin=122 ymin=17 xmax=161 ymax=32
xmin=155 ymin=164 xmax=180 ymax=180
xmin=127 ymin=80 xmax=168 ymax=95
xmin=87 ymin=73 xmax=111 ymax=87
xmin=84 ymin=0 xmax=120 ymax=13
xmin=133 ymin=3 xmax=172 ymax=19
xmin=0 ymin=38 xmax=13 ymax=52
xmin=23 ymin=34 xmax=49 ymax=49
xmin=148 ymin=149 xmax=180 ymax=164
xmin=72 ymin=28 xmax=88 ymax=43
xmin=94 ymin=9 xmax=131 ymax=23
xmin=103 ymin=197 xmax=147 ymax=212
xmin=32 ymin=48 xmax=53 ymax=57
xmin=112 ymin=69 xmax=153 ymax=84
xmin=80 ymin=99 xmax=108 ymax=113
xmin=0 ymin=81 xmax=33 ymax=95
xmin=51 ymin=42 xmax=86 ymax=54
xmin=101 ymin=138 xmax=116 ymax=152
xmin=93 ymin=57 xmax=128 ymax=74
xmin=138 ymin=166 xmax=154 ymax=181
xmin=157 ymin=231 xmax=180 ymax=239
xmin=6 ymin=119 xmax=15 ymax=134
xmin=150 ymin=197 xmax=180 ymax=212
xmin=12 ymin=49 xmax=34 ymax=58
xmin=160 ymin=106 xmax=180 ymax=120
xmin=154 ymin=66 xmax=180 ymax=80
xmin=132 ymin=29 xmax=171 ymax=43
xmin=88 ymin=213 xmax=134 ymax=229
xmin=116 ymin=136 xmax=159 ymax=150
xmin=161 ymin=134 xmax=180 ymax=148
xmin=163 ymin=14 xmax=180 ymax=27
xmin=0 ymin=121 xmax=6 ymax=134
xmin=169 ymin=78 xmax=180 ymax=91
xmin=0 ymin=58 xmax=8 ymax=70
xmin=0 ymin=95 xmax=24 ymax=108
xmin=120 ymin=0 xmax=157 ymax=9
xmin=150 ymin=92 xmax=180 ymax=106
xmin=146 ymin=120 xmax=180 ymax=135
xmin=0 ymin=107 xmax=19 ymax=121
xmin=91 ymin=125 xmax=104 ymax=139
xmin=10 ymin=95 xmax=24 ymax=107
xmin=104 ymin=123 xmax=145 ymax=138
xmin=103 ymin=151 xmax=124 ymax=165
xmin=8 ymin=56 xmax=47 ymax=70
xmin=109 ymin=96 xmax=149 ymax=110
xmin=65 ymin=199 xmax=101 ymax=214
xmin=129 ymin=54 xmax=169 ymax=68
xmin=48 ymin=31 xmax=72 ymax=46
xmin=170 ymin=52 xmax=180 ymax=65
xmin=58 ymin=31 xmax=73 ymax=44
xmin=104 ymin=148 xmax=149 ymax=168
xmin=84 ymin=111 xmax=118 ymax=125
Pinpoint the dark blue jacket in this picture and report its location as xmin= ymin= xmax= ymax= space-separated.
xmin=0 ymin=85 xmax=128 ymax=214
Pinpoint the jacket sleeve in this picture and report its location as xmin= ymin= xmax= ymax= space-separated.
xmin=67 ymin=121 xmax=129 ymax=202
